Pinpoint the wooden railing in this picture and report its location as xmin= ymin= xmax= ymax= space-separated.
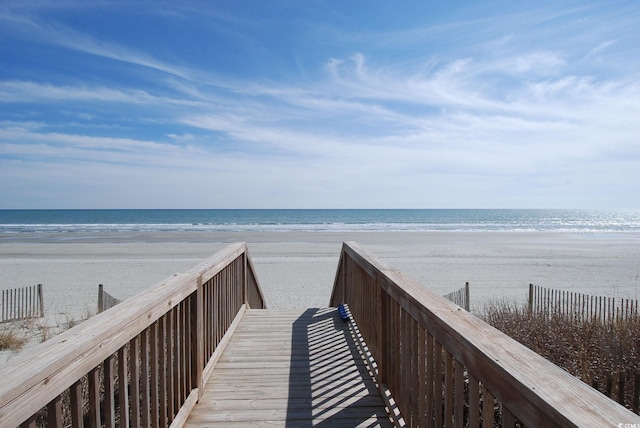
xmin=330 ymin=241 xmax=640 ymax=427
xmin=1 ymin=284 xmax=44 ymax=323
xmin=0 ymin=242 xmax=266 ymax=427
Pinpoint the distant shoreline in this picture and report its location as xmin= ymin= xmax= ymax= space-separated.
xmin=2 ymin=229 xmax=640 ymax=245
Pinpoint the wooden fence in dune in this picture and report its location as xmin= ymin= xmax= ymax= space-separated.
xmin=97 ymin=284 xmax=122 ymax=313
xmin=443 ymin=282 xmax=470 ymax=311
xmin=1 ymin=284 xmax=44 ymax=323
xmin=528 ymin=283 xmax=639 ymax=323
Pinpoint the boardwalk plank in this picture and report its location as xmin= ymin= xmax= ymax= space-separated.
xmin=185 ymin=308 xmax=392 ymax=427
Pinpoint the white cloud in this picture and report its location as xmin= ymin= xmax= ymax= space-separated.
xmin=1 ymin=2 xmax=639 ymax=208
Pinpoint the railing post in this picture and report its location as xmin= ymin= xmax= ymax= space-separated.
xmin=341 ymin=252 xmax=347 ymax=304
xmin=243 ymin=250 xmax=248 ymax=306
xmin=192 ymin=275 xmax=204 ymax=398
xmin=376 ymin=271 xmax=387 ymax=386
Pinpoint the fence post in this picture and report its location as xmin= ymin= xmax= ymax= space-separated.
xmin=528 ymin=284 xmax=534 ymax=315
xmin=37 ymin=284 xmax=44 ymax=318
xmin=98 ymin=284 xmax=104 ymax=313
xmin=464 ymin=282 xmax=470 ymax=311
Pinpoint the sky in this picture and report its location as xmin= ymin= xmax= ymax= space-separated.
xmin=0 ymin=1 xmax=639 ymax=209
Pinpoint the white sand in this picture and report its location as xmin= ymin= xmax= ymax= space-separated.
xmin=1 ymin=231 xmax=639 ymax=363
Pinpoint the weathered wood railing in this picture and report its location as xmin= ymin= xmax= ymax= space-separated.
xmin=0 ymin=242 xmax=265 ymax=427
xmin=330 ymin=241 xmax=640 ymax=427
xmin=1 ymin=284 xmax=44 ymax=323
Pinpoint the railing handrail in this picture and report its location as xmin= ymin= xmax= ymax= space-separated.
xmin=331 ymin=241 xmax=640 ymax=427
xmin=0 ymin=242 xmax=266 ymax=426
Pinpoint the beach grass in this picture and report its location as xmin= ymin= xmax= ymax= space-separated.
xmin=481 ymin=299 xmax=640 ymax=411
xmin=0 ymin=324 xmax=27 ymax=351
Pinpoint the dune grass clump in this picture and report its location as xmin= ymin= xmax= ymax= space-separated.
xmin=480 ymin=299 xmax=640 ymax=411
xmin=0 ymin=325 xmax=27 ymax=351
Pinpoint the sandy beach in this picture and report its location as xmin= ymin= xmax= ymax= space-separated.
xmin=2 ymin=231 xmax=640 ymax=363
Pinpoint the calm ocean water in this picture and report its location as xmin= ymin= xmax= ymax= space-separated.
xmin=1 ymin=209 xmax=639 ymax=233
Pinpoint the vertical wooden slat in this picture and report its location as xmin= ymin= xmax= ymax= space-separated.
xmin=395 ymin=303 xmax=404 ymax=419
xmin=26 ymin=286 xmax=31 ymax=318
xmin=469 ymin=372 xmax=480 ymax=428
xmin=166 ymin=310 xmax=174 ymax=423
xmin=204 ymin=279 xmax=210 ymax=358
xmin=158 ymin=316 xmax=167 ymax=428
xmin=182 ymin=299 xmax=189 ymax=398
xmin=70 ymin=379 xmax=83 ymax=428
xmin=172 ymin=305 xmax=179 ymax=419
xmin=150 ymin=322 xmax=160 ymax=428
xmin=47 ymin=394 xmax=63 ymax=428
xmin=130 ymin=336 xmax=141 ymax=427
xmin=503 ymin=406 xmax=516 ymax=427
xmin=434 ymin=341 xmax=443 ymax=428
xmin=172 ymin=305 xmax=180 ymax=416
xmin=409 ymin=315 xmax=417 ymax=425
xmin=242 ymin=252 xmax=248 ymax=306
xmin=193 ymin=277 xmax=204 ymax=395
xmin=426 ymin=332 xmax=434 ymax=428
xmin=377 ymin=274 xmax=387 ymax=387
xmin=399 ymin=308 xmax=407 ymax=420
xmin=19 ymin=286 xmax=22 ymax=320
xmin=88 ymin=366 xmax=101 ymax=428
xmin=454 ymin=360 xmax=464 ymax=427
xmin=444 ymin=351 xmax=454 ymax=428
xmin=418 ymin=326 xmax=426 ymax=428
xmin=104 ymin=355 xmax=116 ymax=428
xmin=214 ymin=275 xmax=219 ymax=352
xmin=118 ymin=347 xmax=130 ymax=428
xmin=140 ymin=329 xmax=151 ymax=428
xmin=482 ymin=386 xmax=495 ymax=428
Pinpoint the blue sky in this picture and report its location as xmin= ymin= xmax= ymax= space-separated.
xmin=1 ymin=1 xmax=638 ymax=209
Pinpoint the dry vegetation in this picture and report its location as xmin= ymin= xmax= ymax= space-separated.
xmin=480 ymin=299 xmax=640 ymax=412
xmin=0 ymin=308 xmax=96 ymax=353
xmin=0 ymin=324 xmax=27 ymax=351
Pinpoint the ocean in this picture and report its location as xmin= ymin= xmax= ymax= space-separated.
xmin=1 ymin=209 xmax=639 ymax=234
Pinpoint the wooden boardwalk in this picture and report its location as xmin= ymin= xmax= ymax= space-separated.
xmin=185 ymin=307 xmax=393 ymax=427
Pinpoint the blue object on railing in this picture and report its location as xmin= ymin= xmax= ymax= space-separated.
xmin=338 ymin=304 xmax=350 ymax=322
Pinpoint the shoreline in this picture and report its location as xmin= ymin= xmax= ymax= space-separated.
xmin=2 ymin=229 xmax=640 ymax=244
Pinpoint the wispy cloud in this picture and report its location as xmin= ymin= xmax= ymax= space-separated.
xmin=0 ymin=1 xmax=638 ymax=208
